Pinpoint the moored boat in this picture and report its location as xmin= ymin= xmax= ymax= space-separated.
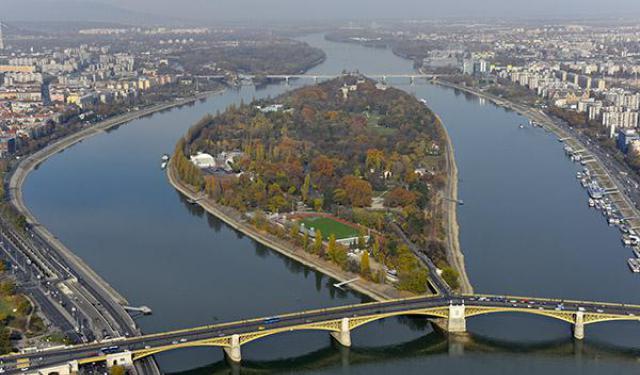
xmin=628 ymin=258 xmax=640 ymax=273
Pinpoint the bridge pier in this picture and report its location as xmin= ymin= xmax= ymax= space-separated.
xmin=573 ymin=311 xmax=585 ymax=340
xmin=35 ymin=361 xmax=79 ymax=375
xmin=106 ymin=351 xmax=133 ymax=368
xmin=447 ymin=304 xmax=466 ymax=333
xmin=224 ymin=334 xmax=242 ymax=362
xmin=330 ymin=317 xmax=352 ymax=347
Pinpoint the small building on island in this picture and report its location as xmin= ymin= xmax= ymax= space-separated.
xmin=190 ymin=152 xmax=216 ymax=168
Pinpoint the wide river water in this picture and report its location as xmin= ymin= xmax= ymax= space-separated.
xmin=23 ymin=34 xmax=640 ymax=373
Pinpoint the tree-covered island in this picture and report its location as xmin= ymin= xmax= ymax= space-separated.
xmin=172 ymin=75 xmax=457 ymax=294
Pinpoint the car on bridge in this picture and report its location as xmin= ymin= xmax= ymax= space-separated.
xmin=263 ymin=316 xmax=281 ymax=325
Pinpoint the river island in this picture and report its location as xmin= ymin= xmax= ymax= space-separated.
xmin=169 ymin=74 xmax=464 ymax=299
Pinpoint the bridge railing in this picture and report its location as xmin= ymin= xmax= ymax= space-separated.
xmin=463 ymin=294 xmax=640 ymax=309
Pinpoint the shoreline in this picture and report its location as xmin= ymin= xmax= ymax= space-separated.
xmin=167 ymin=163 xmax=414 ymax=302
xmin=8 ymin=89 xmax=224 ymax=313
xmin=437 ymin=113 xmax=474 ymax=294
xmin=433 ymin=79 xmax=640 ymax=230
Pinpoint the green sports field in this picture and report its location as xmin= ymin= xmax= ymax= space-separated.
xmin=298 ymin=216 xmax=359 ymax=240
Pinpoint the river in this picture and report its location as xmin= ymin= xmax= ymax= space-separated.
xmin=22 ymin=33 xmax=640 ymax=373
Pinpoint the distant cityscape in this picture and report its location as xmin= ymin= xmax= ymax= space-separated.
xmin=3 ymin=14 xmax=640 ymax=375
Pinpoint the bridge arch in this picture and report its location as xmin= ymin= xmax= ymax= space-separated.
xmin=132 ymin=307 xmax=450 ymax=361
xmin=463 ymin=307 xmax=577 ymax=324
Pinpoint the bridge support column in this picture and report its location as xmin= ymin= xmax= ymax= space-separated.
xmin=573 ymin=311 xmax=585 ymax=340
xmin=330 ymin=317 xmax=352 ymax=347
xmin=38 ymin=361 xmax=79 ymax=375
xmin=224 ymin=334 xmax=242 ymax=363
xmin=106 ymin=351 xmax=133 ymax=368
xmin=447 ymin=304 xmax=466 ymax=333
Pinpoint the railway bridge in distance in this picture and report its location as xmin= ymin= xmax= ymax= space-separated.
xmin=5 ymin=293 xmax=640 ymax=374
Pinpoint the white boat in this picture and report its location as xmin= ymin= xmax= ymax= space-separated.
xmin=519 ymin=124 xmax=524 ymax=129
xmin=628 ymin=258 xmax=640 ymax=273
xmin=161 ymin=162 xmax=167 ymax=170
xmin=588 ymin=198 xmax=595 ymax=207
xmin=161 ymin=154 xmax=170 ymax=161
xmin=633 ymin=247 xmax=640 ymax=258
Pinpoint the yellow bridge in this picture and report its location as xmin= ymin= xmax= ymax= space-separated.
xmin=5 ymin=294 xmax=640 ymax=374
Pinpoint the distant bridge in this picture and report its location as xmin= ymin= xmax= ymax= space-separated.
xmin=195 ymin=73 xmax=442 ymax=84
xmin=5 ymin=293 xmax=640 ymax=374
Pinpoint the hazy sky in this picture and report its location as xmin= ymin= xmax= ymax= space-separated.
xmin=108 ymin=0 xmax=640 ymax=21
xmin=5 ymin=0 xmax=640 ymax=23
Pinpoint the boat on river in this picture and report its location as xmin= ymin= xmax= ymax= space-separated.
xmin=161 ymin=162 xmax=167 ymax=170
xmin=628 ymin=258 xmax=640 ymax=273
xmin=587 ymin=182 xmax=604 ymax=199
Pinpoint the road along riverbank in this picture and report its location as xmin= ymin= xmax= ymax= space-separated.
xmin=7 ymin=91 xmax=223 ymax=374
xmin=10 ymin=90 xmax=223 ymax=309
xmin=433 ymin=79 xmax=640 ymax=234
xmin=167 ymin=162 xmax=414 ymax=302
xmin=437 ymin=113 xmax=473 ymax=294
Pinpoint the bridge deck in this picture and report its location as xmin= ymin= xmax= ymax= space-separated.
xmin=4 ymin=294 xmax=640 ymax=373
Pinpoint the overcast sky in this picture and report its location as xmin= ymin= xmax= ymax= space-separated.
xmin=5 ymin=0 xmax=640 ymax=23
xmin=109 ymin=0 xmax=640 ymax=20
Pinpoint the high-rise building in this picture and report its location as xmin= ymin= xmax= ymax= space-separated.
xmin=0 ymin=22 xmax=4 ymax=50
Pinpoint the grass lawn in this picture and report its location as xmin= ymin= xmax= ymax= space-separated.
xmin=298 ymin=216 xmax=359 ymax=240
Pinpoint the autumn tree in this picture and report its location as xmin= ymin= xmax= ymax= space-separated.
xmin=301 ymin=174 xmax=311 ymax=203
xmin=340 ymin=176 xmax=373 ymax=207
xmin=357 ymin=229 xmax=366 ymax=249
xmin=313 ymin=229 xmax=323 ymax=255
xmin=303 ymin=231 xmax=310 ymax=251
xmin=366 ymin=148 xmax=385 ymax=171
xmin=384 ymin=187 xmax=417 ymax=208
xmin=290 ymin=222 xmax=300 ymax=238
xmin=360 ymin=251 xmax=371 ymax=277
xmin=327 ymin=234 xmax=337 ymax=261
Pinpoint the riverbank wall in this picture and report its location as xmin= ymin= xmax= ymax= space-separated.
xmin=437 ymin=113 xmax=473 ymax=294
xmin=167 ymin=163 xmax=413 ymax=303
xmin=9 ymin=90 xmax=223 ymax=309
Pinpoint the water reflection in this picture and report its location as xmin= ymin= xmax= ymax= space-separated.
xmin=170 ymin=328 xmax=640 ymax=375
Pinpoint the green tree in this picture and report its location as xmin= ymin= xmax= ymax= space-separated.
xmin=396 ymin=246 xmax=428 ymax=293
xmin=442 ymin=267 xmax=460 ymax=290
